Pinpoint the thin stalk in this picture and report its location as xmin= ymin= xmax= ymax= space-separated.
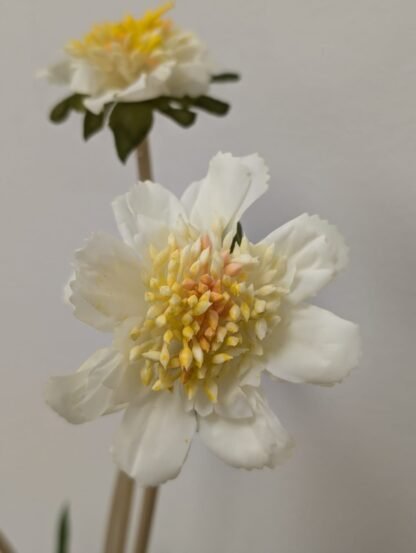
xmin=0 ymin=532 xmax=16 ymax=553
xmin=102 ymin=471 xmax=134 ymax=553
xmin=133 ymin=487 xmax=159 ymax=553
xmin=102 ymin=138 xmax=159 ymax=553
xmin=133 ymin=139 xmax=159 ymax=553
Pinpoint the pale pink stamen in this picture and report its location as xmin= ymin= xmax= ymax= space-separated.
xmin=201 ymin=234 xmax=212 ymax=250
xmin=221 ymin=251 xmax=230 ymax=263
xmin=224 ymin=262 xmax=243 ymax=276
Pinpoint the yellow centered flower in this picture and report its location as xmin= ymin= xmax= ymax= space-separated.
xmin=41 ymin=2 xmax=213 ymax=115
xmin=66 ymin=3 xmax=174 ymax=88
xmin=46 ymin=153 xmax=360 ymax=486
xmin=126 ymin=223 xmax=287 ymax=402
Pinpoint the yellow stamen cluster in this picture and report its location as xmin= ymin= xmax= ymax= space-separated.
xmin=128 ymin=225 xmax=287 ymax=403
xmin=66 ymin=3 xmax=174 ymax=88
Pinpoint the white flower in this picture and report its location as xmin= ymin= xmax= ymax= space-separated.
xmin=45 ymin=153 xmax=360 ymax=485
xmin=41 ymin=3 xmax=213 ymax=115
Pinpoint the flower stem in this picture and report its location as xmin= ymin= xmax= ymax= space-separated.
xmin=136 ymin=137 xmax=153 ymax=182
xmin=133 ymin=487 xmax=159 ymax=553
xmin=102 ymin=471 xmax=134 ymax=553
xmin=133 ymin=139 xmax=159 ymax=553
xmin=102 ymin=138 xmax=159 ymax=553
xmin=0 ymin=531 xmax=17 ymax=553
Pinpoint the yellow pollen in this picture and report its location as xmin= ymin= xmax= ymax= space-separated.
xmin=127 ymin=225 xmax=287 ymax=404
xmin=226 ymin=336 xmax=240 ymax=347
xmin=65 ymin=4 xmax=176 ymax=89
xmin=129 ymin=326 xmax=141 ymax=340
xmin=216 ymin=326 xmax=227 ymax=344
xmin=254 ymin=299 xmax=267 ymax=313
xmin=226 ymin=321 xmax=239 ymax=333
xmin=182 ymin=312 xmax=193 ymax=326
xmin=163 ymin=329 xmax=173 ymax=343
xmin=141 ymin=363 xmax=153 ymax=386
xmin=129 ymin=345 xmax=142 ymax=362
xmin=160 ymin=343 xmax=170 ymax=368
xmin=212 ymin=353 xmax=233 ymax=365
xmin=155 ymin=314 xmax=167 ymax=327
xmin=142 ymin=350 xmax=161 ymax=362
xmin=179 ymin=344 xmax=193 ymax=371
xmin=192 ymin=342 xmax=204 ymax=368
xmin=183 ymin=326 xmax=194 ymax=340
xmin=204 ymin=379 xmax=218 ymax=403
xmin=241 ymin=302 xmax=251 ymax=322
xmin=228 ymin=304 xmax=241 ymax=321
xmin=193 ymin=299 xmax=212 ymax=316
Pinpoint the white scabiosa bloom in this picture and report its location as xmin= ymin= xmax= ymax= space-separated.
xmin=46 ymin=153 xmax=360 ymax=485
xmin=42 ymin=2 xmax=213 ymax=114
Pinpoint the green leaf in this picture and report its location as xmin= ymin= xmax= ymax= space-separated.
xmin=109 ymin=102 xmax=153 ymax=163
xmin=56 ymin=506 xmax=70 ymax=553
xmin=230 ymin=222 xmax=243 ymax=253
xmin=211 ymin=72 xmax=240 ymax=83
xmin=49 ymin=94 xmax=85 ymax=123
xmin=155 ymin=99 xmax=197 ymax=127
xmin=83 ymin=108 xmax=108 ymax=140
xmin=191 ymin=95 xmax=230 ymax=116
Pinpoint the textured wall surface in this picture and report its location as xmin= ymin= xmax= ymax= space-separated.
xmin=1 ymin=1 xmax=415 ymax=552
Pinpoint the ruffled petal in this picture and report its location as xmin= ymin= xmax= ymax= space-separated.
xmin=113 ymin=388 xmax=196 ymax=485
xmin=214 ymin=370 xmax=254 ymax=419
xmin=214 ymin=385 xmax=253 ymax=419
xmin=45 ymin=348 xmax=126 ymax=424
xmin=112 ymin=181 xmax=187 ymax=251
xmin=262 ymin=214 xmax=349 ymax=304
xmin=70 ymin=60 xmax=102 ymax=96
xmin=184 ymin=153 xmax=269 ymax=233
xmin=180 ymin=180 xmax=201 ymax=213
xmin=167 ymin=62 xmax=210 ymax=97
xmin=84 ymin=62 xmax=173 ymax=114
xmin=199 ymin=389 xmax=292 ymax=469
xmin=265 ymin=304 xmax=360 ymax=385
xmin=39 ymin=59 xmax=72 ymax=85
xmin=67 ymin=232 xmax=145 ymax=331
xmin=83 ymin=89 xmax=118 ymax=115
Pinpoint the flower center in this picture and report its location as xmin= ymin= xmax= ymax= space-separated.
xmin=66 ymin=3 xmax=174 ymax=86
xmin=128 ymin=225 xmax=287 ymax=402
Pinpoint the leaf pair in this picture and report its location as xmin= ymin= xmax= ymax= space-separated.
xmin=49 ymin=94 xmax=85 ymax=123
xmin=108 ymin=94 xmax=233 ymax=162
xmin=48 ymin=72 xmax=240 ymax=162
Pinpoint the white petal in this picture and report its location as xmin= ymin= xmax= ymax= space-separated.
xmin=70 ymin=60 xmax=102 ymax=96
xmin=237 ymin=356 xmax=266 ymax=389
xmin=113 ymin=388 xmax=196 ymax=485
xmin=68 ymin=232 xmax=145 ymax=331
xmin=45 ymin=348 xmax=125 ymax=424
xmin=84 ymin=62 xmax=173 ymax=115
xmin=214 ymin=371 xmax=254 ymax=419
xmin=112 ymin=181 xmax=187 ymax=250
xmin=265 ymin=304 xmax=360 ymax=385
xmin=167 ymin=62 xmax=210 ymax=97
xmin=215 ymin=385 xmax=253 ymax=418
xmin=38 ymin=59 xmax=72 ymax=85
xmin=193 ymin=388 xmax=214 ymax=417
xmin=199 ymin=389 xmax=292 ymax=469
xmin=180 ymin=180 xmax=201 ymax=213
xmin=119 ymin=62 xmax=173 ymax=101
xmin=262 ymin=214 xmax=349 ymax=304
xmin=83 ymin=89 xmax=118 ymax=115
xmin=185 ymin=153 xmax=269 ymax=232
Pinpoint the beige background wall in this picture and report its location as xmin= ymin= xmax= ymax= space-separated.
xmin=1 ymin=0 xmax=415 ymax=552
